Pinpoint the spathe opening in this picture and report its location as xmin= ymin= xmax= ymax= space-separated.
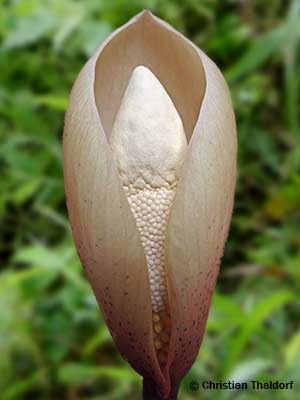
xmin=94 ymin=11 xmax=206 ymax=143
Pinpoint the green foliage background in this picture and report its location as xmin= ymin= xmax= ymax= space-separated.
xmin=0 ymin=0 xmax=300 ymax=399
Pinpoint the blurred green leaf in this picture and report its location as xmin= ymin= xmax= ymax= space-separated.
xmin=3 ymin=9 xmax=58 ymax=49
xmin=224 ymin=291 xmax=295 ymax=375
xmin=227 ymin=358 xmax=273 ymax=383
xmin=58 ymin=362 xmax=137 ymax=385
xmin=35 ymin=94 xmax=68 ymax=111
xmin=225 ymin=25 xmax=286 ymax=82
xmin=12 ymin=179 xmax=41 ymax=205
xmin=14 ymin=244 xmax=64 ymax=268
xmin=284 ymin=331 xmax=300 ymax=367
xmin=78 ymin=21 xmax=112 ymax=56
xmin=2 ymin=370 xmax=46 ymax=400
xmin=283 ymin=0 xmax=300 ymax=135
xmin=83 ymin=326 xmax=111 ymax=356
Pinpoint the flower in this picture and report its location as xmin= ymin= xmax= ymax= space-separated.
xmin=63 ymin=10 xmax=237 ymax=400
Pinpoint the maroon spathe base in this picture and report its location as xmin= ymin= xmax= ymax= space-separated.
xmin=143 ymin=378 xmax=179 ymax=400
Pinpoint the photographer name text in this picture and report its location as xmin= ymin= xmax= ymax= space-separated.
xmin=202 ymin=380 xmax=294 ymax=390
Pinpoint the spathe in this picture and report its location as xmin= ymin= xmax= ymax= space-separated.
xmin=63 ymin=10 xmax=236 ymax=400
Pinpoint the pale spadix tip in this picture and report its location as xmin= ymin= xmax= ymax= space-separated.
xmin=109 ymin=66 xmax=187 ymax=185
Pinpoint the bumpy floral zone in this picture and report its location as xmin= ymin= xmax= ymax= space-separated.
xmin=121 ymin=174 xmax=177 ymax=367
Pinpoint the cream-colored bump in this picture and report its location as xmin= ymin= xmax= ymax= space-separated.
xmin=110 ymin=66 xmax=187 ymax=343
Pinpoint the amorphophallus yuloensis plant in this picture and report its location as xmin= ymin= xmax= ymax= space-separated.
xmin=63 ymin=10 xmax=237 ymax=400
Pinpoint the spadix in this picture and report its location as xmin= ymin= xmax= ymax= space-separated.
xmin=110 ymin=65 xmax=187 ymax=369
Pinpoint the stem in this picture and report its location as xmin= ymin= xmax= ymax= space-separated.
xmin=142 ymin=379 xmax=179 ymax=400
